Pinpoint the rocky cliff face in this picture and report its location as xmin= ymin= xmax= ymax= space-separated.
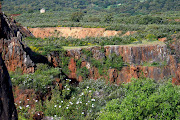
xmin=0 ymin=12 xmax=18 ymax=120
xmin=48 ymin=43 xmax=179 ymax=84
xmin=0 ymin=13 xmax=35 ymax=73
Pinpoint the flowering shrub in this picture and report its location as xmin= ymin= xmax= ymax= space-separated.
xmin=10 ymin=64 xmax=61 ymax=93
xmin=33 ymin=79 xmax=125 ymax=119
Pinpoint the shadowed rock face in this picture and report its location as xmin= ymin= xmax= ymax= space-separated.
xmin=0 ymin=53 xmax=18 ymax=120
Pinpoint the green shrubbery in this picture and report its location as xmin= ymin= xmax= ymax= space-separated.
xmin=24 ymin=36 xmax=137 ymax=50
xmin=70 ymin=12 xmax=84 ymax=22
xmin=78 ymin=50 xmax=124 ymax=76
xmin=35 ymin=79 xmax=124 ymax=119
xmin=15 ymin=75 xmax=180 ymax=120
xmin=10 ymin=64 xmax=61 ymax=93
xmin=105 ymin=53 xmax=123 ymax=71
xmin=98 ymin=78 xmax=180 ymax=120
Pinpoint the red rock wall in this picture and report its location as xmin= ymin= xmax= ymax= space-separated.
xmin=104 ymin=44 xmax=168 ymax=65
xmin=50 ymin=44 xmax=179 ymax=84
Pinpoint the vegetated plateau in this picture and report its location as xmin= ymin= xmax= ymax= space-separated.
xmin=1 ymin=0 xmax=180 ymax=119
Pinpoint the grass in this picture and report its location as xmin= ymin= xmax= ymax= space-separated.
xmin=63 ymin=40 xmax=165 ymax=50
xmin=63 ymin=45 xmax=98 ymax=50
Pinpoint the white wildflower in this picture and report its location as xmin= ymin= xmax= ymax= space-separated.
xmin=82 ymin=112 xmax=84 ymax=114
xmin=80 ymin=92 xmax=84 ymax=96
xmin=26 ymin=105 xmax=29 ymax=108
xmin=92 ymin=104 xmax=94 ymax=108
xmin=76 ymin=101 xmax=79 ymax=104
xmin=59 ymin=105 xmax=61 ymax=108
xmin=91 ymin=99 xmax=95 ymax=101
xmin=54 ymin=105 xmax=57 ymax=108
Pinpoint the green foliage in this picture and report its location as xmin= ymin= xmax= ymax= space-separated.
xmin=70 ymin=12 xmax=84 ymax=22
xmin=76 ymin=67 xmax=89 ymax=79
xmin=78 ymin=49 xmax=124 ymax=76
xmin=103 ymin=14 xmax=113 ymax=23
xmin=98 ymin=78 xmax=180 ymax=120
xmin=91 ymin=58 xmax=104 ymax=75
xmin=10 ymin=64 xmax=61 ymax=93
xmin=138 ymin=16 xmax=164 ymax=24
xmin=87 ymin=17 xmax=101 ymax=22
xmin=146 ymin=34 xmax=157 ymax=41
xmin=81 ymin=49 xmax=93 ymax=59
xmin=24 ymin=36 xmax=135 ymax=50
xmin=105 ymin=53 xmax=123 ymax=71
xmin=33 ymin=79 xmax=125 ymax=119
xmin=2 ymin=0 xmax=180 ymax=15
xmin=59 ymin=55 xmax=70 ymax=75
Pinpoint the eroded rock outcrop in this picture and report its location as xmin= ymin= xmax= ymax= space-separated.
xmin=0 ymin=8 xmax=18 ymax=120
xmin=49 ymin=43 xmax=179 ymax=83
xmin=0 ymin=13 xmax=35 ymax=73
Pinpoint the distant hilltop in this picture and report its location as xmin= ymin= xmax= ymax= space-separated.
xmin=2 ymin=0 xmax=180 ymax=14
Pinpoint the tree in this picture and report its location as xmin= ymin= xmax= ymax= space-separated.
xmin=70 ymin=12 xmax=84 ymax=22
xmin=103 ymin=14 xmax=113 ymax=23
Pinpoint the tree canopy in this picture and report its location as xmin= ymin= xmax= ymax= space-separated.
xmin=2 ymin=0 xmax=180 ymax=14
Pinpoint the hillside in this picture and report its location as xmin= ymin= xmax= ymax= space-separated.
xmin=1 ymin=12 xmax=180 ymax=119
xmin=2 ymin=0 xmax=180 ymax=14
xmin=1 ymin=1 xmax=180 ymax=119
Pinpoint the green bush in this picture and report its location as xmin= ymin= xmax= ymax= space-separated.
xmin=10 ymin=64 xmax=61 ymax=93
xmin=70 ymin=12 xmax=84 ymax=22
xmin=76 ymin=67 xmax=89 ymax=79
xmin=34 ymin=79 xmax=125 ymax=120
xmin=146 ymin=34 xmax=157 ymax=41
xmin=105 ymin=53 xmax=123 ymax=71
xmin=103 ymin=14 xmax=113 ymax=23
xmin=98 ymin=78 xmax=180 ymax=120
